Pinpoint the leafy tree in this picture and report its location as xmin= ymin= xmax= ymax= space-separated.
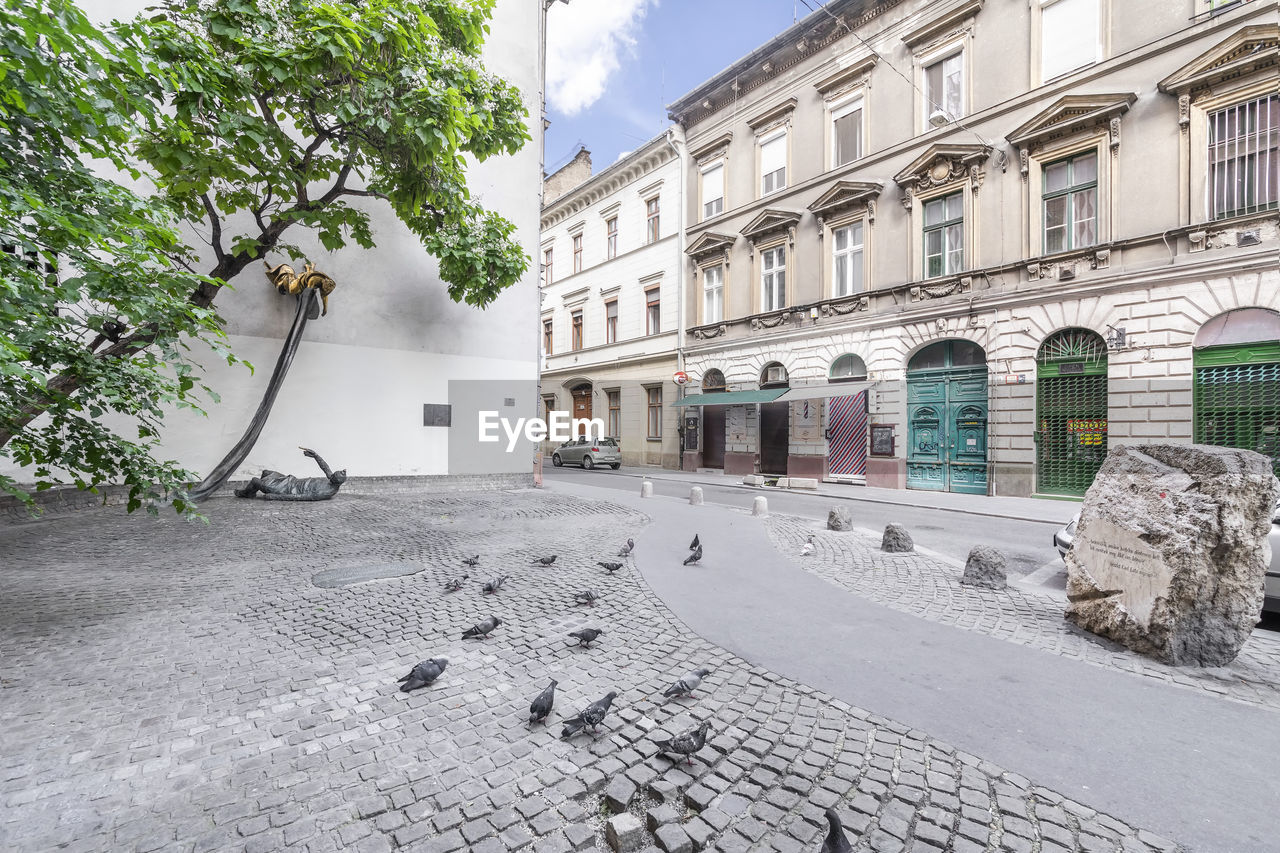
xmin=0 ymin=0 xmax=530 ymax=513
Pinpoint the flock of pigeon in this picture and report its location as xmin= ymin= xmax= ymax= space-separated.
xmin=396 ymin=532 xmax=859 ymax=851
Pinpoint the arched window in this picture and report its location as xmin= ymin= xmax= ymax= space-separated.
xmin=701 ymin=368 xmax=726 ymax=391
xmin=760 ymin=361 xmax=789 ymax=387
xmin=829 ymin=353 xmax=868 ymax=381
xmin=908 ymin=339 xmax=986 ymax=371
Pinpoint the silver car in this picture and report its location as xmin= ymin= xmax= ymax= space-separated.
xmin=551 ymin=437 xmax=621 ymax=470
xmin=1055 ymin=505 xmax=1280 ymax=616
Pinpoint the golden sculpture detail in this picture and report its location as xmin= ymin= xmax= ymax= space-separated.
xmin=264 ymin=260 xmax=337 ymax=316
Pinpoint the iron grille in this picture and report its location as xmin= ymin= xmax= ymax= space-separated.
xmin=1037 ymin=373 xmax=1108 ymax=495
xmin=1208 ymin=93 xmax=1278 ymax=220
xmin=1194 ymin=361 xmax=1280 ymax=478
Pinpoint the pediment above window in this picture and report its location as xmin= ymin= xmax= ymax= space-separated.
xmin=691 ymin=132 xmax=733 ymax=163
xmin=807 ymin=181 xmax=883 ymax=219
xmin=901 ymin=0 xmax=983 ymax=49
xmin=686 ymin=231 xmax=736 ymax=261
xmin=1006 ymin=93 xmax=1136 ymax=152
xmin=740 ymin=208 xmax=803 ymax=244
xmin=893 ymin=144 xmax=990 ymax=200
xmin=1158 ymin=24 xmax=1278 ymax=97
xmin=747 ymin=98 xmax=798 ymax=132
xmin=814 ymin=55 xmax=877 ymax=96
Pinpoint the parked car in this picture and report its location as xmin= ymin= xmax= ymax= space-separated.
xmin=551 ymin=437 xmax=621 ymax=470
xmin=1055 ymin=504 xmax=1280 ymax=616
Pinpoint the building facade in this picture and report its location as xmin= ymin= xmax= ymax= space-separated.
xmin=667 ymin=0 xmax=1279 ymax=496
xmin=539 ymin=133 xmax=685 ymax=469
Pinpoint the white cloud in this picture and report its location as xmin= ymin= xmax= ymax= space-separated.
xmin=546 ymin=0 xmax=655 ymax=117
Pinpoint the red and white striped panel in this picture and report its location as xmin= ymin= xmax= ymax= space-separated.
xmin=827 ymin=392 xmax=867 ymax=477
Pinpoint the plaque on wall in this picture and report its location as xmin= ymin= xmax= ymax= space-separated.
xmin=793 ymin=399 xmax=822 ymax=443
xmin=727 ymin=406 xmax=748 ymax=443
xmin=869 ymin=424 xmax=895 ymax=457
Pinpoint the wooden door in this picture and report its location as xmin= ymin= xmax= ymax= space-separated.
xmin=571 ymin=385 xmax=592 ymax=437
xmin=759 ymin=402 xmax=789 ymax=475
xmin=702 ymin=406 xmax=726 ymax=469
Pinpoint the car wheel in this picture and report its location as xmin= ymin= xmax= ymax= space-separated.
xmin=610 ymin=463 xmax=620 ymax=470
xmin=583 ymin=455 xmax=595 ymax=470
xmin=551 ymin=454 xmax=562 ymax=467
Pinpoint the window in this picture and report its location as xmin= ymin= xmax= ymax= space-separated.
xmin=1041 ymin=0 xmax=1101 ymax=81
xmin=607 ymin=390 xmax=621 ymax=437
xmin=702 ymin=265 xmax=724 ymax=323
xmin=571 ymin=310 xmax=583 ymax=351
xmin=646 ymin=289 xmax=661 ymax=335
xmin=832 ymin=222 xmax=864 ymax=297
xmin=606 ymin=217 xmax=618 ymax=259
xmin=605 ymin=300 xmax=618 ymax=343
xmin=647 ymin=387 xmax=662 ymax=439
xmin=760 ymin=245 xmax=786 ymax=311
xmin=572 ymin=234 xmax=583 ymax=273
xmin=923 ymin=192 xmax=964 ymax=278
xmin=1208 ymin=94 xmax=1278 ymax=220
xmin=760 ymin=132 xmax=786 ymax=195
xmin=831 ymin=97 xmax=863 ymax=167
xmin=702 ymin=163 xmax=724 ymax=220
xmin=1043 ymin=151 xmax=1098 ymax=253
xmin=646 ymin=197 xmax=660 ymax=243
xmin=543 ymin=319 xmax=553 ymax=354
xmin=543 ymin=247 xmax=553 ymax=284
xmin=830 ymin=353 xmax=868 ymax=381
xmin=924 ymin=51 xmax=963 ymax=124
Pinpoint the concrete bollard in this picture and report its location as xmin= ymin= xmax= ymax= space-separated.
xmin=640 ymin=480 xmax=653 ymax=498
xmin=752 ymin=496 xmax=768 ymax=517
xmin=689 ymin=486 xmax=704 ymax=505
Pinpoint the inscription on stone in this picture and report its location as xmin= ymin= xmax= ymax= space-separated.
xmin=1073 ymin=520 xmax=1174 ymax=627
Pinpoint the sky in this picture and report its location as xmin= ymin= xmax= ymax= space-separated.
xmin=544 ymin=0 xmax=814 ymax=177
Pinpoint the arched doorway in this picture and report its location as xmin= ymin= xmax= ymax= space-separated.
xmin=569 ymin=383 xmax=593 ymax=437
xmin=827 ymin=354 xmax=869 ymax=478
xmin=1036 ymin=329 xmax=1109 ymax=495
xmin=759 ymin=362 xmax=790 ymax=475
xmin=906 ymin=340 xmax=988 ymax=493
xmin=1193 ymin=308 xmax=1280 ymax=477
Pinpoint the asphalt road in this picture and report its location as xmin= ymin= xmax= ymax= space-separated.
xmin=542 ymin=464 xmax=1068 ymax=584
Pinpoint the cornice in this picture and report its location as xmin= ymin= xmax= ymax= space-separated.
xmin=900 ymin=0 xmax=983 ymax=49
xmin=540 ymin=135 xmax=677 ymax=228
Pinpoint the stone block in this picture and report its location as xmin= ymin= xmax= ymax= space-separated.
xmin=640 ymin=481 xmax=653 ymax=498
xmin=751 ymin=497 xmax=768 ymax=517
xmin=960 ymin=546 xmax=1007 ymax=590
xmin=742 ymin=475 xmax=765 ymax=486
xmin=784 ymin=478 xmax=818 ymax=490
xmin=1065 ymin=443 xmax=1279 ymax=665
xmin=881 ymin=523 xmax=914 ymax=553
xmin=827 ymin=507 xmax=852 ymax=531
xmin=604 ymin=776 xmax=637 ymax=813
xmin=605 ymin=814 xmax=646 ymax=853
xmin=689 ymin=487 xmax=703 ymax=506
xmin=653 ymin=824 xmax=692 ymax=853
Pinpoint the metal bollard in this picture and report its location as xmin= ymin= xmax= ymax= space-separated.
xmin=640 ymin=481 xmax=653 ymax=498
xmin=752 ymin=496 xmax=768 ymax=517
xmin=689 ymin=486 xmax=704 ymax=505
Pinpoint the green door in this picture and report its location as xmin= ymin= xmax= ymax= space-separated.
xmin=907 ymin=341 xmax=989 ymax=494
xmin=1193 ymin=341 xmax=1280 ymax=479
xmin=1036 ymin=329 xmax=1109 ymax=496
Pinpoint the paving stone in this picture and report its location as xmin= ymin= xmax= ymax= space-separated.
xmin=654 ymin=823 xmax=693 ymax=853
xmin=605 ymin=813 xmax=646 ymax=853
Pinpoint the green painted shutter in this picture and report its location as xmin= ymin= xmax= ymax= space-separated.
xmin=1036 ymin=330 xmax=1108 ymax=496
xmin=1193 ymin=342 xmax=1280 ymax=478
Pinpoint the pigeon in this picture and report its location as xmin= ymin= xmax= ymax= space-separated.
xmin=561 ymin=691 xmax=617 ymax=738
xmin=683 ymin=544 xmax=702 ymax=566
xmin=462 ymin=555 xmax=480 ymax=568
xmin=532 ymin=555 xmax=558 ymax=566
xmin=482 ymin=575 xmax=508 ymax=595
xmin=574 ymin=589 xmax=600 ymax=607
xmin=653 ymin=720 xmax=711 ymax=765
xmin=663 ymin=667 xmax=712 ymax=699
xmin=819 ymin=808 xmax=853 ymax=853
xmin=800 ymin=535 xmax=815 ymax=557
xmin=689 ymin=533 xmax=700 ymax=550
xmin=597 ymin=561 xmax=623 ymax=574
xmin=397 ymin=657 xmax=448 ymax=692
xmin=569 ymin=627 xmax=603 ymax=647
xmin=462 ymin=615 xmax=502 ymax=639
xmin=529 ymin=679 xmax=557 ymax=725
xmin=443 ymin=574 xmax=468 ymax=593
xmin=617 ymin=538 xmax=635 ymax=557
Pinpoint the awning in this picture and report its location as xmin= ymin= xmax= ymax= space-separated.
xmin=672 ymin=389 xmax=788 ymax=407
xmin=774 ymin=381 xmax=875 ymax=402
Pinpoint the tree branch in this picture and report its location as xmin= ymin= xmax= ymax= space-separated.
xmin=200 ymin=193 xmax=225 ymax=263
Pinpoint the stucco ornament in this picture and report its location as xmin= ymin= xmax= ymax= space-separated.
xmin=264 ymin=260 xmax=338 ymax=316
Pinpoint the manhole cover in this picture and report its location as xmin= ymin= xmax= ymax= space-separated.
xmin=312 ymin=562 xmax=425 ymax=588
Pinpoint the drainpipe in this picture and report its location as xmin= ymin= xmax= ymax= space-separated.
xmin=664 ymin=123 xmax=687 ymax=468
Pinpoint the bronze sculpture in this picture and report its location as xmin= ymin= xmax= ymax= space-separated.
xmin=233 ymin=447 xmax=346 ymax=501
xmin=264 ymin=260 xmax=337 ymax=316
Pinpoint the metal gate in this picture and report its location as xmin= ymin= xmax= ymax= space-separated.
xmin=827 ymin=392 xmax=867 ymax=477
xmin=1194 ymin=342 xmax=1280 ymax=478
xmin=1036 ymin=329 xmax=1108 ymax=495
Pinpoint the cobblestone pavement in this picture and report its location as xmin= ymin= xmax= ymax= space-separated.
xmin=0 ymin=487 xmax=1186 ymax=853
xmin=765 ymin=515 xmax=1280 ymax=712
